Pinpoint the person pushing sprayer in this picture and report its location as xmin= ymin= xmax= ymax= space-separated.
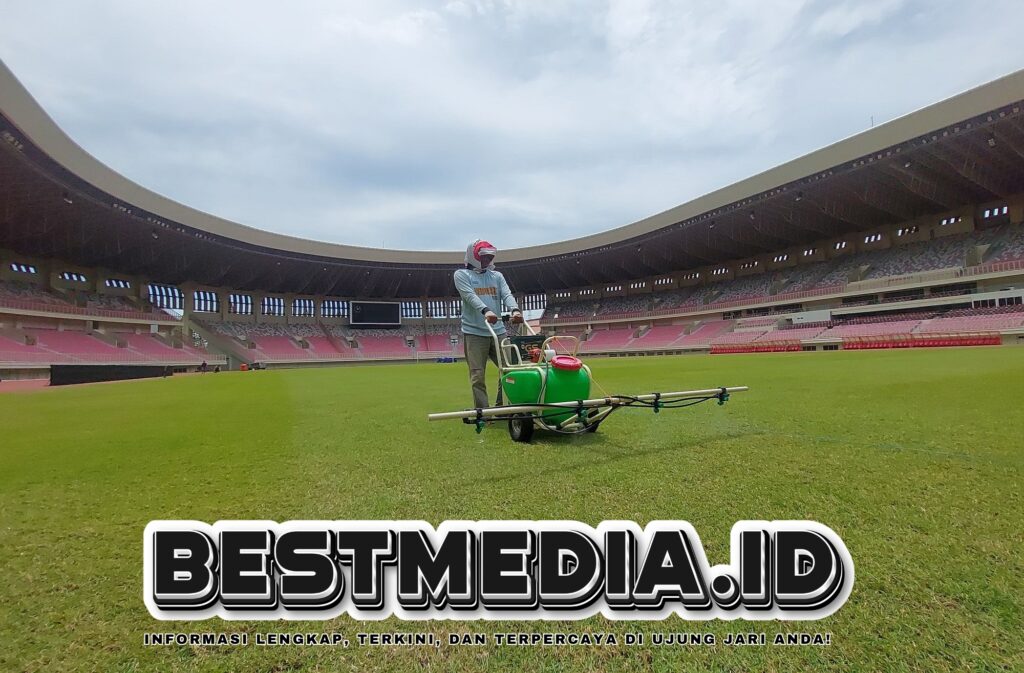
xmin=453 ymin=239 xmax=523 ymax=409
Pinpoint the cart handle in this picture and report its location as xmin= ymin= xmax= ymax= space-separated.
xmin=485 ymin=313 xmax=536 ymax=369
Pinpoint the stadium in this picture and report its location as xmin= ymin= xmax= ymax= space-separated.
xmin=2 ymin=60 xmax=1024 ymax=373
xmin=2 ymin=51 xmax=1023 ymax=673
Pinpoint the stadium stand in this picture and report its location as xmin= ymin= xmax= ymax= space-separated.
xmin=557 ymin=228 xmax=1011 ymax=325
xmin=782 ymin=257 xmax=863 ymax=292
xmin=736 ymin=316 xmax=778 ymax=328
xmin=630 ymin=324 xmax=690 ymax=348
xmin=117 ymin=333 xmax=195 ymax=361
xmin=674 ymin=320 xmax=733 ymax=347
xmin=860 ymin=235 xmax=975 ymax=279
xmin=252 ymin=336 xmax=313 ymax=360
xmin=85 ymin=293 xmax=139 ymax=312
xmin=281 ymin=324 xmax=323 ymax=338
xmin=761 ymin=325 xmax=828 ymax=341
xmin=536 ymin=223 xmax=1024 ymax=327
xmin=661 ymin=224 xmax=1021 ymax=306
xmin=7 ymin=218 xmax=1024 ymax=369
xmin=0 ymin=324 xmax=218 ymax=366
xmin=302 ymin=336 xmax=351 ymax=358
xmin=201 ymin=321 xmax=351 ymax=360
xmin=822 ymin=319 xmax=925 ymax=338
xmin=2 ymin=262 xmax=1021 ymax=367
xmin=0 ymin=331 xmax=56 ymax=363
xmin=594 ymin=296 xmax=651 ymax=316
xmin=710 ymin=274 xmax=779 ymax=304
xmin=29 ymin=328 xmax=123 ymax=359
xmin=349 ymin=329 xmax=415 ymax=358
xmin=651 ymin=288 xmax=699 ymax=310
xmin=988 ymin=224 xmax=1024 ymax=262
xmin=548 ymin=329 xmax=587 ymax=344
xmin=831 ymin=311 xmax=935 ymax=325
xmin=539 ymin=224 xmax=1024 ymax=327
xmin=778 ymin=320 xmax=830 ymax=330
xmin=915 ymin=305 xmax=1024 ymax=333
xmin=705 ymin=303 xmax=1024 ymax=353
xmin=775 ymin=264 xmax=831 ymax=294
xmin=710 ymin=329 xmax=770 ymax=345
xmin=417 ymin=324 xmax=460 ymax=353
xmin=0 ymin=280 xmax=68 ymax=306
xmin=548 ymin=300 xmax=600 ymax=319
xmin=579 ymin=327 xmax=635 ymax=352
xmin=0 ymin=280 xmax=175 ymax=321
xmin=325 ymin=325 xmax=351 ymax=339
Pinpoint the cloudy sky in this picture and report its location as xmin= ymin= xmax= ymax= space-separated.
xmin=1 ymin=1 xmax=1022 ymax=252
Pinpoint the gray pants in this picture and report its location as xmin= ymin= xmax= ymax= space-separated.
xmin=463 ymin=332 xmax=503 ymax=409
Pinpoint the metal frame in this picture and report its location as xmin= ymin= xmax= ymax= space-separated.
xmin=429 ymin=317 xmax=748 ymax=438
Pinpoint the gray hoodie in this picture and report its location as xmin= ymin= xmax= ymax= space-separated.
xmin=454 ymin=267 xmax=520 ymax=337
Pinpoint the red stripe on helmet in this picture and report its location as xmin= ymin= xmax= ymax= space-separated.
xmin=473 ymin=240 xmax=497 ymax=261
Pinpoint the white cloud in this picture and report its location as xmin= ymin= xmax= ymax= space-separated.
xmin=0 ymin=0 xmax=1022 ymax=252
xmin=809 ymin=0 xmax=905 ymax=38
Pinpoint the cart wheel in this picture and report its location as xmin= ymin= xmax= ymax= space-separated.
xmin=509 ymin=414 xmax=535 ymax=443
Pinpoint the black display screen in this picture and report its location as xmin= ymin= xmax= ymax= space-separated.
xmin=350 ymin=301 xmax=401 ymax=326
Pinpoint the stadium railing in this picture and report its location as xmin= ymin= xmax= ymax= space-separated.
xmin=0 ymin=297 xmax=178 ymax=322
xmin=542 ymin=285 xmax=844 ymax=324
xmin=846 ymin=267 xmax=961 ymax=291
xmin=710 ymin=341 xmax=801 ymax=354
xmin=958 ymin=259 xmax=1024 ymax=278
xmin=841 ymin=332 xmax=1001 ymax=349
xmin=542 ymin=257 xmax=1024 ymax=327
xmin=0 ymin=351 xmax=226 ymax=365
xmin=251 ymin=350 xmax=437 ymax=363
xmin=0 ymin=350 xmax=56 ymax=364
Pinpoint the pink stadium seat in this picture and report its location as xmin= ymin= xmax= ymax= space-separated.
xmin=710 ymin=329 xmax=769 ymax=345
xmin=0 ymin=333 xmax=61 ymax=363
xmin=251 ymin=336 xmax=313 ymax=360
xmin=916 ymin=313 xmax=1024 ymax=333
xmin=825 ymin=320 xmax=923 ymax=338
xmin=29 ymin=329 xmax=121 ymax=358
xmin=119 ymin=333 xmax=206 ymax=363
xmin=631 ymin=325 xmax=689 ymax=348
xmin=304 ymin=336 xmax=352 ymax=358
xmin=421 ymin=333 xmax=457 ymax=352
xmin=758 ymin=326 xmax=827 ymax=341
xmin=580 ymin=328 xmax=635 ymax=352
xmin=675 ymin=320 xmax=733 ymax=346
xmin=355 ymin=335 xmax=413 ymax=358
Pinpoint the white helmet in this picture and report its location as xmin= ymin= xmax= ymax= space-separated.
xmin=465 ymin=239 xmax=497 ymax=272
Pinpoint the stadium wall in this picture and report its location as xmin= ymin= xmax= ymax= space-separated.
xmin=49 ymin=364 xmax=171 ymax=386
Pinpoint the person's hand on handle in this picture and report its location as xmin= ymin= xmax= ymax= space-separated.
xmin=484 ymin=310 xmax=499 ymax=324
xmin=510 ymin=309 xmax=524 ymax=324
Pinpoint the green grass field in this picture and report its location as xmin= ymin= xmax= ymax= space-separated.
xmin=2 ymin=348 xmax=1023 ymax=672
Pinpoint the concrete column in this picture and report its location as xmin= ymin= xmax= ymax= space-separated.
xmin=1008 ymin=197 xmax=1023 ymax=225
xmin=252 ymin=292 xmax=266 ymax=324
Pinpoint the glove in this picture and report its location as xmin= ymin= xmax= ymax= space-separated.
xmin=484 ymin=310 xmax=499 ymax=324
xmin=510 ymin=310 xmax=524 ymax=324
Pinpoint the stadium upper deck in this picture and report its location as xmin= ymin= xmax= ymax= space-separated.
xmin=2 ymin=58 xmax=1024 ymax=298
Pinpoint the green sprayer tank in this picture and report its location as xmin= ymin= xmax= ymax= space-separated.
xmin=501 ymin=356 xmax=592 ymax=425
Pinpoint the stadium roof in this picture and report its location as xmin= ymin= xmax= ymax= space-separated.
xmin=2 ymin=58 xmax=1024 ymax=298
